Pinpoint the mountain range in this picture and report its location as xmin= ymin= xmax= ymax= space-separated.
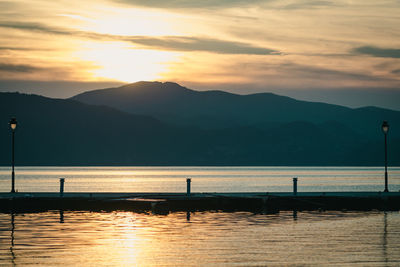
xmin=0 ymin=81 xmax=399 ymax=166
xmin=72 ymin=82 xmax=400 ymax=140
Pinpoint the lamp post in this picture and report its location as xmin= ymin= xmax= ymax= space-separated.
xmin=382 ymin=121 xmax=389 ymax=192
xmin=9 ymin=118 xmax=17 ymax=193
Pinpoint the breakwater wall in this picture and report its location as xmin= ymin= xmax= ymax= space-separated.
xmin=1 ymin=192 xmax=399 ymax=213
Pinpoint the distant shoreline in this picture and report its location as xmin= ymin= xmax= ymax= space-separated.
xmin=0 ymin=165 xmax=398 ymax=167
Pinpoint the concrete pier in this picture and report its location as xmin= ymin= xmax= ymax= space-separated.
xmin=1 ymin=191 xmax=399 ymax=213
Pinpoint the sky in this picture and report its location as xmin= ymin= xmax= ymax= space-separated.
xmin=0 ymin=0 xmax=399 ymax=109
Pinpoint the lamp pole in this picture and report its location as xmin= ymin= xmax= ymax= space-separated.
xmin=382 ymin=121 xmax=389 ymax=192
xmin=9 ymin=118 xmax=17 ymax=193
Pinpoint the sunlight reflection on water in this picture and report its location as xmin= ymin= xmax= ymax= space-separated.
xmin=0 ymin=166 xmax=399 ymax=193
xmin=0 ymin=211 xmax=399 ymax=266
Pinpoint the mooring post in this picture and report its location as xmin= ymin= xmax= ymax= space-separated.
xmin=60 ymin=178 xmax=65 ymax=197
xmin=186 ymin=178 xmax=191 ymax=196
xmin=293 ymin=177 xmax=298 ymax=196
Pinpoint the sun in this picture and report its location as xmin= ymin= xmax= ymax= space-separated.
xmin=69 ymin=7 xmax=182 ymax=83
xmin=77 ymin=42 xmax=179 ymax=82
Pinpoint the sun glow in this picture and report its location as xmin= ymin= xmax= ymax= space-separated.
xmin=78 ymin=8 xmax=180 ymax=37
xmin=77 ymin=42 xmax=179 ymax=82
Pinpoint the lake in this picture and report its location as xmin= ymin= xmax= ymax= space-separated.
xmin=1 ymin=167 xmax=400 ymax=266
xmin=0 ymin=166 xmax=399 ymax=193
xmin=0 ymin=210 xmax=399 ymax=266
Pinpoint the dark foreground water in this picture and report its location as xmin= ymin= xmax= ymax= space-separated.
xmin=1 ymin=211 xmax=399 ymax=266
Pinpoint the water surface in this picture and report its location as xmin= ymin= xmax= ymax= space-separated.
xmin=1 ymin=167 xmax=400 ymax=265
xmin=0 ymin=166 xmax=399 ymax=193
xmin=0 ymin=211 xmax=399 ymax=266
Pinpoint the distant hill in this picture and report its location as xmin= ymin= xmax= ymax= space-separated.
xmin=1 ymin=91 xmax=399 ymax=166
xmin=0 ymin=92 xmax=178 ymax=165
xmin=72 ymin=81 xmax=400 ymax=140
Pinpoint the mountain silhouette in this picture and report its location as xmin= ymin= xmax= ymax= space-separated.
xmin=72 ymin=81 xmax=400 ymax=140
xmin=0 ymin=92 xmax=179 ymax=165
xmin=1 ymin=88 xmax=399 ymax=166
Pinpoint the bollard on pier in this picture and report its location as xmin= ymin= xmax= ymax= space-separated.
xmin=293 ymin=177 xmax=298 ymax=196
xmin=187 ymin=178 xmax=191 ymax=196
xmin=60 ymin=178 xmax=65 ymax=197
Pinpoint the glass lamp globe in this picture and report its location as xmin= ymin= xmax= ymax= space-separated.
xmin=382 ymin=121 xmax=389 ymax=134
xmin=9 ymin=117 xmax=17 ymax=131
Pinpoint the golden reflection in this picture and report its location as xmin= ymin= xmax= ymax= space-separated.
xmin=1 ymin=211 xmax=400 ymax=265
xmin=10 ymin=213 xmax=15 ymax=266
xmin=383 ymin=211 xmax=388 ymax=263
xmin=104 ymin=212 xmax=149 ymax=266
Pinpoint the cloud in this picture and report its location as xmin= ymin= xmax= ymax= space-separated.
xmin=353 ymin=46 xmax=400 ymax=58
xmin=281 ymin=63 xmax=383 ymax=82
xmin=114 ymin=0 xmax=335 ymax=10
xmin=232 ymin=61 xmax=388 ymax=82
xmin=114 ymin=0 xmax=265 ymax=9
xmin=0 ymin=46 xmax=31 ymax=50
xmin=0 ymin=21 xmax=113 ymax=41
xmin=0 ymin=21 xmax=68 ymax=35
xmin=126 ymin=36 xmax=279 ymax=55
xmin=0 ymin=1 xmax=22 ymax=12
xmin=0 ymin=63 xmax=41 ymax=73
xmin=280 ymin=0 xmax=334 ymax=10
xmin=0 ymin=46 xmax=55 ymax=52
xmin=0 ymin=21 xmax=280 ymax=55
xmin=169 ymin=57 xmax=399 ymax=92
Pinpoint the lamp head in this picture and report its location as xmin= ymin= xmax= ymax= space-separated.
xmin=382 ymin=120 xmax=389 ymax=134
xmin=9 ymin=117 xmax=17 ymax=131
